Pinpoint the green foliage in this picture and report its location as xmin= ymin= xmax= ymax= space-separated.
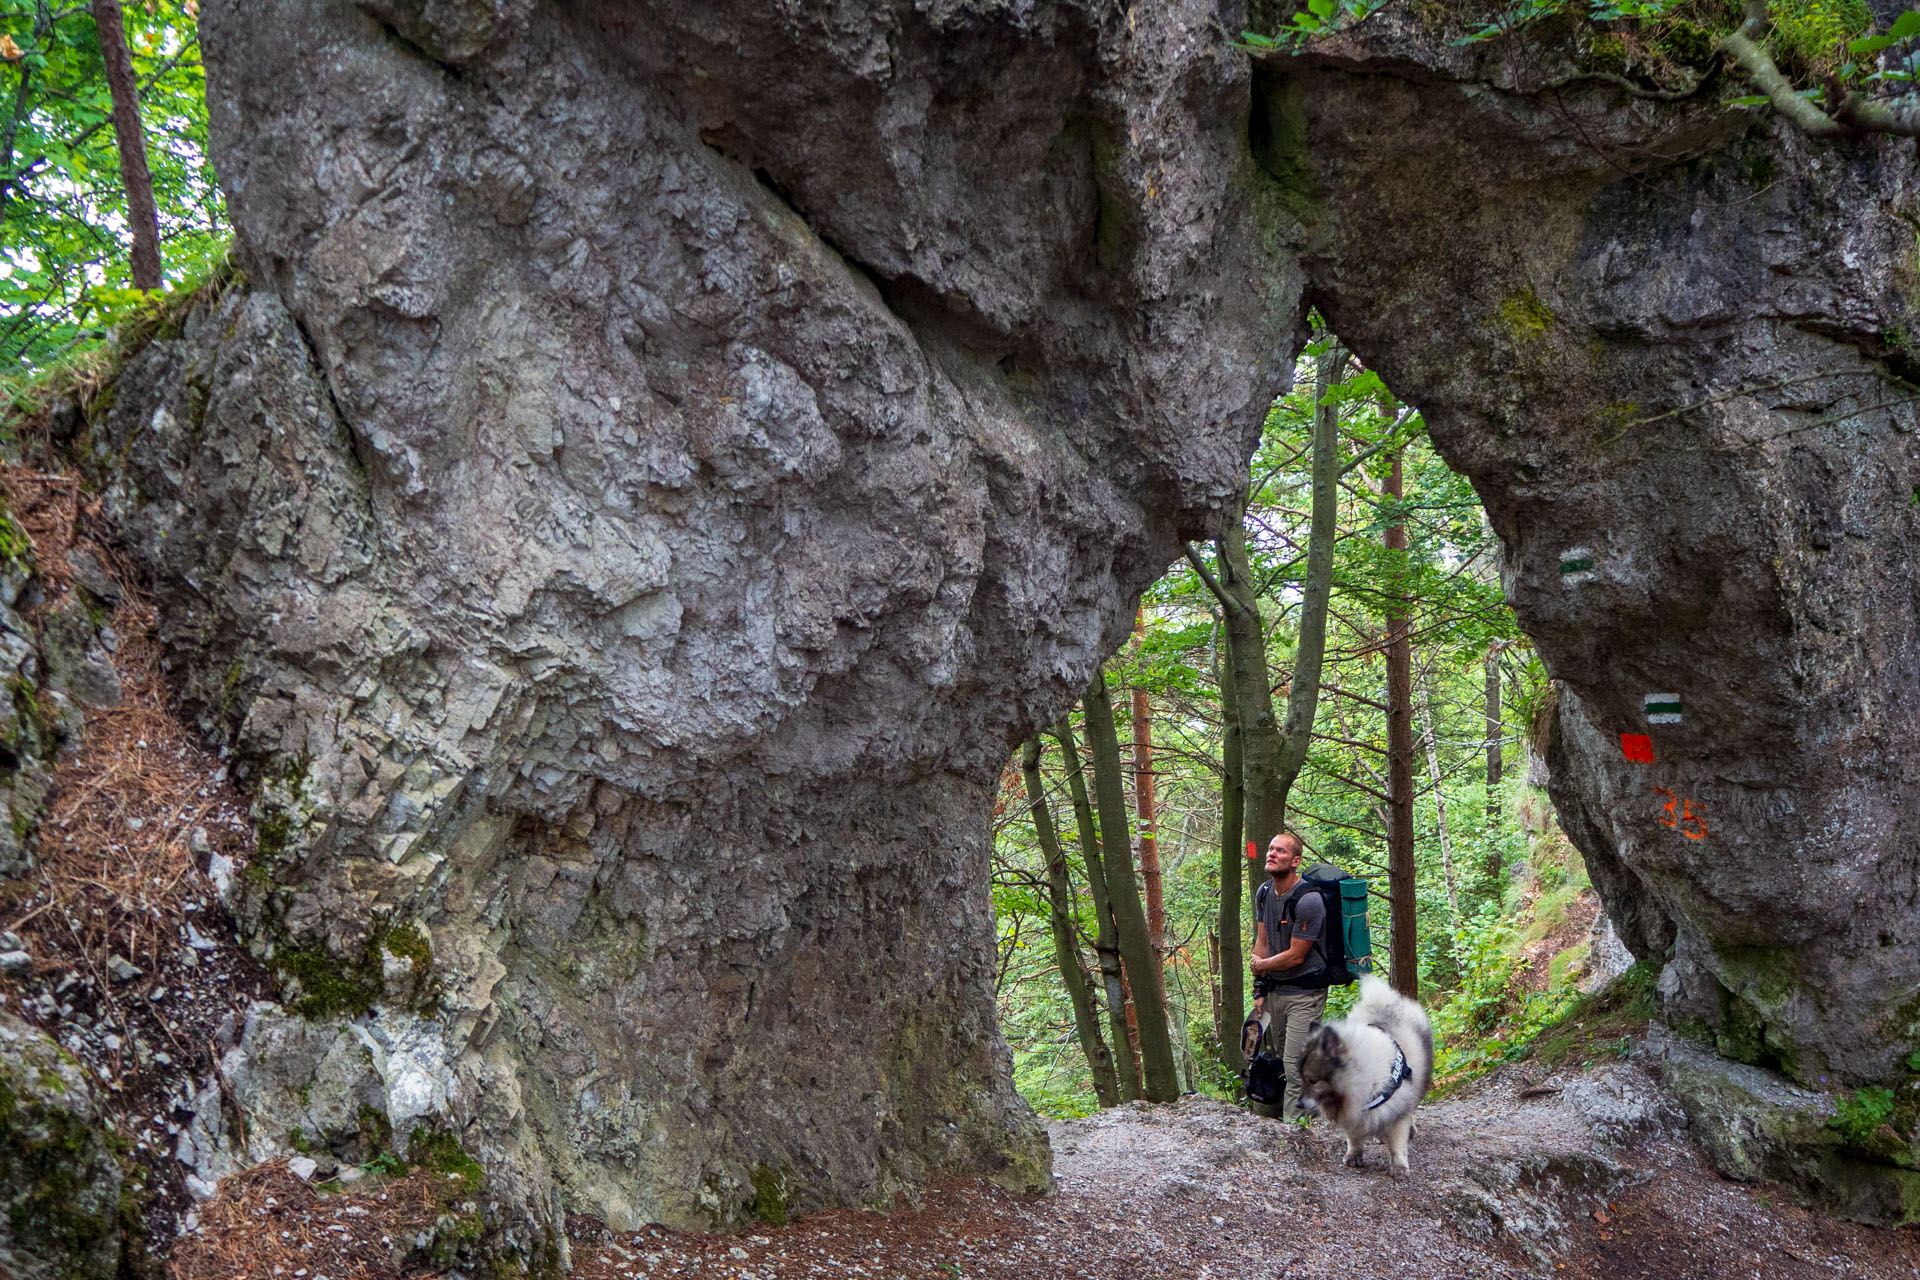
xmin=1 ymin=242 xmax=234 ymax=432
xmin=994 ymin=334 xmax=1567 ymax=1120
xmin=1236 ymin=0 xmax=1389 ymax=48
xmin=1 ymin=0 xmax=225 ymax=372
xmin=361 ymin=1148 xmax=407 ymax=1178
xmin=1830 ymin=1086 xmax=1899 ymax=1145
xmin=1771 ymin=0 xmax=1872 ymax=71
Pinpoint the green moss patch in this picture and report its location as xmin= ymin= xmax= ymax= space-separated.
xmin=749 ymin=1162 xmax=788 ymax=1226
xmin=0 ymin=1056 xmax=121 ymax=1278
xmin=276 ymin=939 xmax=383 ymax=1019
xmin=271 ymin=915 xmax=439 ymax=1019
xmin=1498 ymin=287 xmax=1555 ymax=344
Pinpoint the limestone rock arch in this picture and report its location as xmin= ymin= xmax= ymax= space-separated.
xmin=102 ymin=0 xmax=1919 ymax=1240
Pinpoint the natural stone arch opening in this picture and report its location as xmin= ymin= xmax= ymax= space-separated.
xmin=104 ymin=0 xmax=1920 ymax=1243
xmin=1267 ymin=39 xmax=1920 ymax=1096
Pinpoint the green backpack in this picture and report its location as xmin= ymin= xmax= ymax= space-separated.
xmin=1255 ymin=862 xmax=1374 ymax=989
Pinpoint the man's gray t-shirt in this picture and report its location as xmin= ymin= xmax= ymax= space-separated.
xmin=1254 ymin=878 xmax=1326 ymax=987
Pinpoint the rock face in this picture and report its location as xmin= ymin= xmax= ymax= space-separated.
xmin=1280 ymin=18 xmax=1920 ymax=1089
xmin=93 ymin=0 xmax=1920 ymax=1242
xmin=1647 ymin=1027 xmax=1920 ymax=1223
xmin=0 ymin=1011 xmax=125 ymax=1280
xmin=108 ymin=0 xmax=1300 ymax=1236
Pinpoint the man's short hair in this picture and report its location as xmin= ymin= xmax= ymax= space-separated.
xmin=1275 ymin=830 xmax=1303 ymax=854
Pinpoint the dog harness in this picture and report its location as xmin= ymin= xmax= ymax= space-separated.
xmin=1363 ymin=1040 xmax=1409 ymax=1111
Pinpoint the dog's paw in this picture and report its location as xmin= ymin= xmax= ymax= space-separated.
xmin=1388 ymin=1160 xmax=1410 ymax=1179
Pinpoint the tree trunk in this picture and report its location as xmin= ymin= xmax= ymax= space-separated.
xmin=1131 ymin=609 xmax=1165 ymax=964
xmin=1052 ymin=717 xmax=1143 ymax=1100
xmin=1214 ymin=524 xmax=1284 ymax=854
xmin=1081 ymin=671 xmax=1182 ymax=1102
xmin=1020 ymin=737 xmax=1120 ymax=1108
xmin=1384 ymin=448 xmax=1419 ymax=999
xmin=1274 ymin=345 xmax=1343 ymax=818
xmin=90 ymin=0 xmax=161 ymax=290
xmin=1416 ymin=671 xmax=1459 ymax=923
xmin=1214 ymin=635 xmax=1247 ymax=1075
xmin=1485 ymin=642 xmax=1504 ymax=848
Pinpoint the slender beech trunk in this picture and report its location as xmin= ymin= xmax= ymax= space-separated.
xmin=1485 ymin=643 xmax=1504 ymax=853
xmin=1053 ymin=718 xmax=1142 ymax=1100
xmin=1273 ymin=345 xmax=1344 ymax=818
xmin=1213 ymin=524 xmax=1284 ymax=855
xmin=1215 ymin=636 xmax=1247 ymax=1074
xmin=1020 ymin=737 xmax=1120 ymax=1107
xmin=90 ymin=0 xmax=161 ymax=289
xmin=1131 ymin=610 xmax=1165 ymax=964
xmin=1384 ymin=448 xmax=1419 ymax=998
xmin=1416 ymin=673 xmax=1459 ymax=923
xmin=1081 ymin=671 xmax=1181 ymax=1102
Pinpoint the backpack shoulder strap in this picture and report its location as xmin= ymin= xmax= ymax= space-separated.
xmin=1281 ymin=879 xmax=1313 ymax=914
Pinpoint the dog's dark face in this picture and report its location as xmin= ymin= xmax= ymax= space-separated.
xmin=1292 ymin=1023 xmax=1346 ymax=1116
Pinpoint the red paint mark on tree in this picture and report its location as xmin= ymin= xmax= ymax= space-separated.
xmin=1620 ymin=733 xmax=1655 ymax=763
xmin=1246 ymin=840 xmax=1258 ymax=861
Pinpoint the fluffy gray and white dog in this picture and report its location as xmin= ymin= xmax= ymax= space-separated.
xmin=1292 ymin=975 xmax=1434 ymax=1176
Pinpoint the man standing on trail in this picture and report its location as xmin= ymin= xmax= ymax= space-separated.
xmin=1251 ymin=830 xmax=1327 ymax=1118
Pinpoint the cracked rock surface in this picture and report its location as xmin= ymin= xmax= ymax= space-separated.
xmin=86 ymin=0 xmax=1920 ymax=1241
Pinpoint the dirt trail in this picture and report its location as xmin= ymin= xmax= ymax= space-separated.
xmin=566 ymin=1055 xmax=1920 ymax=1280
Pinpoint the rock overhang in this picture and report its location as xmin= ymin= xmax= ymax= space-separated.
xmin=82 ymin=0 xmax=1920 ymax=1243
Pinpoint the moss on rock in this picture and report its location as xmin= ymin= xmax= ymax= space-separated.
xmin=1498 ymin=287 xmax=1555 ymax=344
xmin=749 ymin=1162 xmax=788 ymax=1226
xmin=0 ymin=1013 xmax=124 ymax=1280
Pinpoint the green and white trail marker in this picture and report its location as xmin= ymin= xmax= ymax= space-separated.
xmin=1644 ymin=693 xmax=1682 ymax=725
xmin=1559 ymin=547 xmax=1595 ymax=586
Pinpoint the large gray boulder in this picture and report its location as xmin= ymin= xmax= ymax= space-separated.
xmin=108 ymin=0 xmax=1297 ymax=1237
xmin=1282 ymin=18 xmax=1920 ymax=1086
xmin=90 ymin=0 xmax=1920 ymax=1243
xmin=0 ymin=1011 xmax=124 ymax=1280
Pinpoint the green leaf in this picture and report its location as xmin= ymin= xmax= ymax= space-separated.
xmin=1892 ymin=9 xmax=1920 ymax=39
xmin=1849 ymin=32 xmax=1896 ymax=55
xmin=1453 ymin=22 xmax=1506 ymax=43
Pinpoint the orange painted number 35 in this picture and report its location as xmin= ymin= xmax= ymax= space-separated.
xmin=1652 ymin=786 xmax=1708 ymax=840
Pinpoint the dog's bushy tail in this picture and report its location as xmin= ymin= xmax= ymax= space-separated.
xmin=1352 ymin=974 xmax=1406 ymax=1023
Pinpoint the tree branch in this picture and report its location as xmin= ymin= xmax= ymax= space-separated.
xmin=1720 ymin=0 xmax=1920 ymax=137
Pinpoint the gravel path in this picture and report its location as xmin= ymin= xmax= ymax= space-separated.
xmin=569 ymin=1057 xmax=1920 ymax=1280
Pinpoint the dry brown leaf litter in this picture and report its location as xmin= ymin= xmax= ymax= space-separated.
xmin=0 ymin=461 xmax=269 ymax=1247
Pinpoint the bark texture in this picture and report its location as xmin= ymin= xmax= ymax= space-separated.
xmin=78 ymin=0 xmax=1920 ymax=1242
xmin=89 ymin=0 xmax=161 ymax=289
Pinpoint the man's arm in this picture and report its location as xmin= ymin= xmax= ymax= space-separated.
xmin=1251 ymin=933 xmax=1313 ymax=975
xmin=1253 ymin=892 xmax=1323 ymax=975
